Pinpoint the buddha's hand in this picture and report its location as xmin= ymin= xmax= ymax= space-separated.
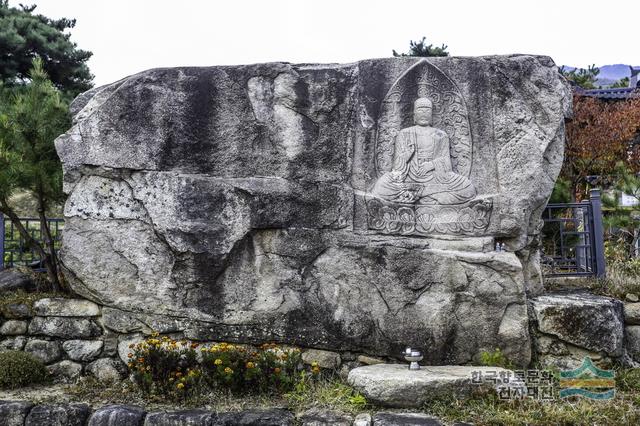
xmin=397 ymin=189 xmax=417 ymax=203
xmin=389 ymin=170 xmax=404 ymax=182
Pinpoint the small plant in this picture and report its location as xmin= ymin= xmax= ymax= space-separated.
xmin=0 ymin=350 xmax=49 ymax=388
xmin=127 ymin=333 xmax=201 ymax=399
xmin=479 ymin=348 xmax=513 ymax=369
xmin=200 ymin=342 xmax=302 ymax=394
xmin=127 ymin=334 xmax=308 ymax=399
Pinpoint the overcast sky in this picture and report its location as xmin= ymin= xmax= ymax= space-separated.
xmin=19 ymin=0 xmax=640 ymax=86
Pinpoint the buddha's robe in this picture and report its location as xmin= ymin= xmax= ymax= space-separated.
xmin=372 ymin=126 xmax=475 ymax=205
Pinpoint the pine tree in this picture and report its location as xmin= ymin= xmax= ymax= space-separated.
xmin=0 ymin=58 xmax=69 ymax=291
xmin=0 ymin=1 xmax=93 ymax=98
xmin=393 ymin=37 xmax=449 ymax=57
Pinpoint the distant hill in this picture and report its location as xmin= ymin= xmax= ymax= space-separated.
xmin=561 ymin=64 xmax=639 ymax=88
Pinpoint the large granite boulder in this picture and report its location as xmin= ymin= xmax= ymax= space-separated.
xmin=55 ymin=56 xmax=570 ymax=364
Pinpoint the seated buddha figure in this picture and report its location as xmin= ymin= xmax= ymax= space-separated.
xmin=372 ymin=97 xmax=476 ymax=205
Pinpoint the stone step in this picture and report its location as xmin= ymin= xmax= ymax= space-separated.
xmin=348 ymin=364 xmax=514 ymax=408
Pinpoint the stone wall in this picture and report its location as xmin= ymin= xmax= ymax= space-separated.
xmin=530 ymin=292 xmax=640 ymax=368
xmin=54 ymin=56 xmax=572 ymax=364
xmin=0 ymin=297 xmax=392 ymax=382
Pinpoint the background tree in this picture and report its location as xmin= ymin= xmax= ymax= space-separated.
xmin=393 ymin=36 xmax=449 ymax=57
xmin=611 ymin=76 xmax=630 ymax=88
xmin=0 ymin=59 xmax=69 ymax=291
xmin=0 ymin=1 xmax=93 ymax=98
xmin=602 ymin=163 xmax=640 ymax=259
xmin=562 ymin=94 xmax=640 ymax=201
xmin=559 ymin=65 xmax=600 ymax=89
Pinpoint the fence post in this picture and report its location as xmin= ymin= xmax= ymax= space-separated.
xmin=590 ymin=189 xmax=606 ymax=278
xmin=0 ymin=214 xmax=4 ymax=271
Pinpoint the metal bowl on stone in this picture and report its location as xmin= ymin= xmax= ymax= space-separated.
xmin=404 ymin=347 xmax=423 ymax=370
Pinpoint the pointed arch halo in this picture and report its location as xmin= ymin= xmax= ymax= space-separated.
xmin=373 ymin=59 xmax=473 ymax=179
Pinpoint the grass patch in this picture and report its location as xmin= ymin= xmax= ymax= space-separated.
xmin=425 ymin=390 xmax=640 ymax=426
xmin=66 ymin=373 xmax=370 ymax=415
xmin=544 ymin=264 xmax=640 ymax=300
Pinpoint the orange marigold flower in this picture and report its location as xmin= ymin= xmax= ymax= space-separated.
xmin=176 ymin=372 xmax=183 ymax=377
xmin=274 ymin=367 xmax=281 ymax=374
xmin=127 ymin=353 xmax=133 ymax=358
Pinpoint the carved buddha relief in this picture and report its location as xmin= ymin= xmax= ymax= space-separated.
xmin=366 ymin=60 xmax=492 ymax=236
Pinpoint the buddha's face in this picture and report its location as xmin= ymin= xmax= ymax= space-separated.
xmin=414 ymin=104 xmax=433 ymax=126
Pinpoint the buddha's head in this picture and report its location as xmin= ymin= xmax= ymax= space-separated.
xmin=413 ymin=97 xmax=433 ymax=126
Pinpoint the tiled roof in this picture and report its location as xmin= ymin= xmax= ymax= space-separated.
xmin=580 ymin=87 xmax=639 ymax=100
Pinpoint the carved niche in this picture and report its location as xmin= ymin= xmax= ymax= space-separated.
xmin=366 ymin=60 xmax=492 ymax=236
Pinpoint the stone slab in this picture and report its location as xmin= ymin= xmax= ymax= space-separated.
xmin=33 ymin=298 xmax=100 ymax=317
xmin=88 ymin=405 xmax=146 ymax=426
xmin=25 ymin=403 xmax=90 ymax=426
xmin=347 ymin=364 xmax=511 ymax=408
xmin=372 ymin=413 xmax=443 ymax=426
xmin=530 ymin=292 xmax=624 ymax=357
xmin=0 ymin=400 xmax=34 ymax=426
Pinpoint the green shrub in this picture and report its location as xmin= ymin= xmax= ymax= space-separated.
xmin=127 ymin=333 xmax=200 ymax=398
xmin=479 ymin=348 xmax=513 ymax=369
xmin=0 ymin=350 xmax=48 ymax=388
xmin=127 ymin=334 xmax=309 ymax=399
xmin=200 ymin=342 xmax=302 ymax=394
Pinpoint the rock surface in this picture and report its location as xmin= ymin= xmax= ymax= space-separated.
xmin=86 ymin=358 xmax=126 ymax=382
xmin=0 ymin=320 xmax=28 ymax=335
xmin=46 ymin=360 xmax=83 ymax=383
xmin=302 ymin=349 xmax=341 ymax=369
xmin=348 ymin=364 xmax=511 ymax=408
xmin=33 ymin=298 xmax=100 ymax=317
xmin=299 ymin=409 xmax=353 ymax=426
xmin=24 ymin=339 xmax=62 ymax=364
xmin=530 ymin=292 xmax=624 ymax=357
xmin=56 ymin=56 xmax=570 ymax=362
xmin=88 ymin=405 xmax=146 ymax=426
xmin=143 ymin=409 xmax=295 ymax=425
xmin=28 ymin=317 xmax=102 ymax=339
xmin=0 ymin=269 xmax=35 ymax=293
xmin=0 ymin=400 xmax=34 ymax=426
xmin=62 ymin=340 xmax=104 ymax=362
xmin=624 ymin=303 xmax=640 ymax=325
xmin=626 ymin=326 xmax=640 ymax=362
xmin=372 ymin=412 xmax=443 ymax=426
xmin=25 ymin=403 xmax=90 ymax=426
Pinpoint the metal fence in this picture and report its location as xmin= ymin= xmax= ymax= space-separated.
xmin=0 ymin=215 xmax=64 ymax=271
xmin=541 ymin=189 xmax=606 ymax=278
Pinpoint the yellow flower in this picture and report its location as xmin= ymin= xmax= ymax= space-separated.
xmin=176 ymin=382 xmax=185 ymax=389
xmin=214 ymin=359 xmax=223 ymax=365
xmin=311 ymin=361 xmax=319 ymax=367
xmin=312 ymin=366 xmax=320 ymax=375
xmin=224 ymin=367 xmax=233 ymax=374
xmin=151 ymin=331 xmax=160 ymax=337
xmin=246 ymin=362 xmax=255 ymax=369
